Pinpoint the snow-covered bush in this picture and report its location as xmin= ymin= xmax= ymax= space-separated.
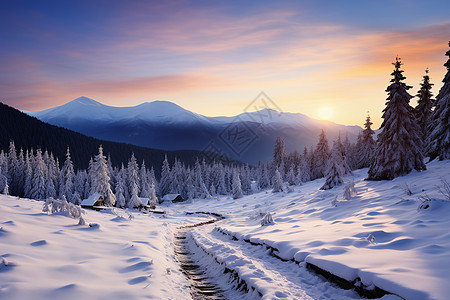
xmin=343 ymin=181 xmax=357 ymax=200
xmin=261 ymin=212 xmax=274 ymax=226
xmin=42 ymin=197 xmax=84 ymax=219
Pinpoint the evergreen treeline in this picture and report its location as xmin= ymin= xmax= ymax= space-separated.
xmin=0 ymin=102 xmax=236 ymax=176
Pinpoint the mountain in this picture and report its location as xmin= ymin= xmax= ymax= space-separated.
xmin=27 ymin=97 xmax=363 ymax=164
xmin=0 ymin=102 xmax=237 ymax=176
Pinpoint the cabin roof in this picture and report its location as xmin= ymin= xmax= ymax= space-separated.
xmin=161 ymin=194 xmax=182 ymax=201
xmin=140 ymin=197 xmax=150 ymax=205
xmin=81 ymin=192 xmax=103 ymax=206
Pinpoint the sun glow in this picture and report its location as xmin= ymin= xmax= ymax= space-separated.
xmin=318 ymin=106 xmax=333 ymax=121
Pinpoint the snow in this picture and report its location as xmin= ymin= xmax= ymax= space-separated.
xmin=1 ymin=159 xmax=450 ymax=299
xmin=0 ymin=196 xmax=210 ymax=299
xmin=171 ymin=159 xmax=450 ymax=300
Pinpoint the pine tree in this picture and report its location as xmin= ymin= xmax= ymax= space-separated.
xmin=89 ymin=145 xmax=116 ymax=206
xmin=427 ymin=41 xmax=450 ymax=160
xmin=59 ymin=147 xmax=75 ymax=201
xmin=232 ymin=169 xmax=243 ymax=199
xmin=356 ymin=115 xmax=376 ymax=169
xmin=115 ymin=166 xmax=127 ymax=208
xmin=287 ymin=164 xmax=296 ymax=185
xmin=30 ymin=149 xmax=46 ymax=200
xmin=321 ymin=141 xmax=345 ymax=190
xmin=272 ymin=168 xmax=283 ymax=193
xmin=240 ymin=165 xmax=252 ymax=194
xmin=24 ymin=150 xmax=33 ymax=198
xmin=312 ymin=130 xmax=329 ymax=179
xmin=368 ymin=57 xmax=426 ymax=180
xmin=159 ymin=155 xmax=171 ymax=197
xmin=194 ymin=159 xmax=210 ymax=198
xmin=7 ymin=141 xmax=20 ymax=196
xmin=148 ymin=182 xmax=157 ymax=209
xmin=273 ymin=136 xmax=286 ymax=167
xmin=414 ymin=68 xmax=435 ymax=146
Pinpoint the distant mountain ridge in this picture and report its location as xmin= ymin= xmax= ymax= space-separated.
xmin=1 ymin=102 xmax=237 ymax=175
xmin=27 ymin=97 xmax=363 ymax=164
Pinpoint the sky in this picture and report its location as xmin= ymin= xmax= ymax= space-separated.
xmin=1 ymin=0 xmax=449 ymax=128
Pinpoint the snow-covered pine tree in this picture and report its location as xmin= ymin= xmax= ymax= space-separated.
xmin=59 ymin=147 xmax=75 ymax=201
xmin=273 ymin=136 xmax=286 ymax=167
xmin=367 ymin=57 xmax=426 ymax=180
xmin=148 ymin=181 xmax=157 ymax=209
xmin=427 ymin=41 xmax=450 ymax=160
xmin=272 ymin=168 xmax=283 ymax=193
xmin=159 ymin=155 xmax=171 ymax=197
xmin=298 ymin=148 xmax=311 ymax=183
xmin=335 ymin=134 xmax=352 ymax=175
xmin=30 ymin=149 xmax=46 ymax=200
xmin=232 ymin=168 xmax=243 ymax=199
xmin=126 ymin=153 xmax=141 ymax=208
xmin=74 ymin=170 xmax=87 ymax=201
xmin=194 ymin=159 xmax=210 ymax=198
xmin=240 ymin=165 xmax=252 ymax=195
xmin=89 ymin=145 xmax=116 ymax=206
xmin=356 ymin=115 xmax=376 ymax=169
xmin=0 ymin=168 xmax=8 ymax=195
xmin=7 ymin=141 xmax=20 ymax=196
xmin=23 ymin=150 xmax=33 ymax=198
xmin=287 ymin=164 xmax=296 ymax=185
xmin=115 ymin=165 xmax=127 ymax=208
xmin=321 ymin=141 xmax=345 ymax=190
xmin=414 ymin=68 xmax=435 ymax=146
xmin=216 ymin=164 xmax=227 ymax=195
xmin=312 ymin=130 xmax=329 ymax=179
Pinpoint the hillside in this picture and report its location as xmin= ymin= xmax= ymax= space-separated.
xmin=0 ymin=102 xmax=238 ymax=175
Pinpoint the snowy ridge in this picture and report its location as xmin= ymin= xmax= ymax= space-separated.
xmin=28 ymin=96 xmax=210 ymax=125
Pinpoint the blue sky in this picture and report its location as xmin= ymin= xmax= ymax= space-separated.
xmin=1 ymin=0 xmax=449 ymax=127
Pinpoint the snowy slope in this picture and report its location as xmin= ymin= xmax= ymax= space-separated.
xmin=172 ymin=159 xmax=450 ymax=300
xmin=1 ymin=160 xmax=449 ymax=299
xmin=0 ymin=196 xmax=213 ymax=300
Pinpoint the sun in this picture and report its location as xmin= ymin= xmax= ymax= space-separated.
xmin=318 ymin=106 xmax=333 ymax=120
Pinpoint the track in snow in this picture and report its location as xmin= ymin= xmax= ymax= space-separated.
xmin=189 ymin=224 xmax=360 ymax=300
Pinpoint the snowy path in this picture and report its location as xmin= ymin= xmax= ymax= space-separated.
xmin=189 ymin=224 xmax=359 ymax=300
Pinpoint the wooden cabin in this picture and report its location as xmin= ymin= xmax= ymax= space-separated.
xmin=81 ymin=193 xmax=104 ymax=209
xmin=161 ymin=193 xmax=184 ymax=204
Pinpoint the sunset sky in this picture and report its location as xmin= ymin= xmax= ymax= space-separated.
xmin=1 ymin=0 xmax=449 ymax=128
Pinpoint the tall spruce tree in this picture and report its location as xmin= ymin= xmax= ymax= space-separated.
xmin=89 ymin=145 xmax=116 ymax=206
xmin=368 ymin=57 xmax=426 ymax=180
xmin=356 ymin=115 xmax=376 ymax=168
xmin=273 ymin=137 xmax=286 ymax=167
xmin=312 ymin=130 xmax=329 ymax=179
xmin=321 ymin=141 xmax=345 ymax=190
xmin=59 ymin=147 xmax=75 ymax=201
xmin=414 ymin=68 xmax=435 ymax=146
xmin=232 ymin=169 xmax=243 ymax=199
xmin=427 ymin=41 xmax=450 ymax=160
xmin=159 ymin=155 xmax=171 ymax=197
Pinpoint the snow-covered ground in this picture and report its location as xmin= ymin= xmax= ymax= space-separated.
xmin=0 ymin=197 xmax=214 ymax=299
xmin=1 ymin=159 xmax=449 ymax=299
xmin=174 ymin=159 xmax=450 ymax=300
